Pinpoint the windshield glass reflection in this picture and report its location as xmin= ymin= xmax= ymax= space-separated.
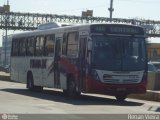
xmin=92 ymin=35 xmax=146 ymax=71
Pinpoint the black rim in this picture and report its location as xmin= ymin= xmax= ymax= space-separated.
xmin=68 ymin=80 xmax=76 ymax=97
xmin=28 ymin=75 xmax=33 ymax=89
xmin=116 ymin=94 xmax=127 ymax=101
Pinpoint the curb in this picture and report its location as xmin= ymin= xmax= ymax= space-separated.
xmin=0 ymin=75 xmax=11 ymax=82
xmin=128 ymin=91 xmax=160 ymax=102
xmin=0 ymin=73 xmax=12 ymax=82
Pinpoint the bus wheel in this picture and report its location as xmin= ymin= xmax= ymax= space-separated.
xmin=35 ymin=86 xmax=43 ymax=92
xmin=27 ymin=74 xmax=34 ymax=91
xmin=115 ymin=94 xmax=127 ymax=101
xmin=63 ymin=89 xmax=68 ymax=97
xmin=27 ymin=74 xmax=43 ymax=92
xmin=67 ymin=79 xmax=80 ymax=98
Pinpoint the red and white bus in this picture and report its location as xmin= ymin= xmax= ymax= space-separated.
xmin=11 ymin=23 xmax=148 ymax=101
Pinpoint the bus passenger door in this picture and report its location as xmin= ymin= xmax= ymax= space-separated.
xmin=79 ymin=37 xmax=87 ymax=91
xmin=54 ymin=38 xmax=61 ymax=88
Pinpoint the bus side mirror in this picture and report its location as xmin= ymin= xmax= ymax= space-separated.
xmin=88 ymin=39 xmax=92 ymax=51
xmin=87 ymin=38 xmax=92 ymax=65
xmin=88 ymin=50 xmax=92 ymax=65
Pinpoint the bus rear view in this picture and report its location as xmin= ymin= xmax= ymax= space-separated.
xmin=86 ymin=24 xmax=147 ymax=101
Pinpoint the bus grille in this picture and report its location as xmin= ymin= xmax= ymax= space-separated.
xmin=103 ymin=79 xmax=139 ymax=84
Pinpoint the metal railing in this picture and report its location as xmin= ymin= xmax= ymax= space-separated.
xmin=1 ymin=12 xmax=160 ymax=37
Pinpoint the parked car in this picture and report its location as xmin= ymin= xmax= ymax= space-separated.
xmin=148 ymin=61 xmax=160 ymax=72
xmin=4 ymin=65 xmax=10 ymax=73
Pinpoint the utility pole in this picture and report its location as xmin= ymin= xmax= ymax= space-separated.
xmin=4 ymin=0 xmax=10 ymax=66
xmin=5 ymin=15 xmax=8 ymax=67
xmin=7 ymin=0 xmax=9 ymax=5
xmin=108 ymin=0 xmax=114 ymax=22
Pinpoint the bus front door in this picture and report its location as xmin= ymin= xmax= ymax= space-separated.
xmin=79 ymin=37 xmax=87 ymax=91
xmin=54 ymin=38 xmax=61 ymax=88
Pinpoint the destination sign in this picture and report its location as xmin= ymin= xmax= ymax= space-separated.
xmin=110 ymin=26 xmax=139 ymax=34
xmin=91 ymin=24 xmax=145 ymax=35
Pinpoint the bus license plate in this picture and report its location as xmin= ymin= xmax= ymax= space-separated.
xmin=117 ymin=88 xmax=126 ymax=91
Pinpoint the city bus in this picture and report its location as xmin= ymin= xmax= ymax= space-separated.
xmin=10 ymin=23 xmax=148 ymax=101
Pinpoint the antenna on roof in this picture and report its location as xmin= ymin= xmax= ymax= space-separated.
xmin=7 ymin=0 xmax=9 ymax=5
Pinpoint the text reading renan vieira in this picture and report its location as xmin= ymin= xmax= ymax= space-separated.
xmin=128 ymin=114 xmax=160 ymax=120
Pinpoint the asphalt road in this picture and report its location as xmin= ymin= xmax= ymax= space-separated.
xmin=0 ymin=80 xmax=160 ymax=120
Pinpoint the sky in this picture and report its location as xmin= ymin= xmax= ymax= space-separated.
xmin=0 ymin=0 xmax=160 ymax=46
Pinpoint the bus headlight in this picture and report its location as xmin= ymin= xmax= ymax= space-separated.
xmin=91 ymin=69 xmax=100 ymax=81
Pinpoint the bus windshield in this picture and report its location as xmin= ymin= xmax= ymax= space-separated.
xmin=92 ymin=35 xmax=146 ymax=71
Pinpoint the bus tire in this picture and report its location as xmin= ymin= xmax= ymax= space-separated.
xmin=34 ymin=86 xmax=43 ymax=92
xmin=27 ymin=73 xmax=43 ymax=92
xmin=67 ymin=77 xmax=80 ymax=98
xmin=115 ymin=94 xmax=127 ymax=101
xmin=63 ymin=89 xmax=68 ymax=97
xmin=27 ymin=73 xmax=34 ymax=91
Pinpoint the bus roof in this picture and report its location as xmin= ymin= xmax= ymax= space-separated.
xmin=12 ymin=23 xmax=144 ymax=39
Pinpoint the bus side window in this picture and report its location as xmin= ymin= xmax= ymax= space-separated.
xmin=12 ymin=39 xmax=19 ymax=56
xmin=22 ymin=38 xmax=26 ymax=56
xmin=67 ymin=32 xmax=79 ymax=58
xmin=19 ymin=39 xmax=22 ymax=56
xmin=44 ymin=35 xmax=55 ymax=57
xmin=35 ymin=36 xmax=44 ymax=56
xmin=26 ymin=37 xmax=35 ymax=56
xmin=62 ymin=33 xmax=67 ymax=55
xmin=19 ymin=38 xmax=26 ymax=56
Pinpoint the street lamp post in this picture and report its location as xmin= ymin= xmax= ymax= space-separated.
xmin=3 ymin=0 xmax=10 ymax=67
xmin=4 ymin=13 xmax=8 ymax=67
xmin=108 ymin=0 xmax=114 ymax=22
xmin=5 ymin=16 xmax=7 ymax=66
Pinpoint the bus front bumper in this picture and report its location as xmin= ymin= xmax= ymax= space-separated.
xmin=86 ymin=76 xmax=147 ymax=95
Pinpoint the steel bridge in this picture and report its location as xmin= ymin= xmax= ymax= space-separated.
xmin=1 ymin=12 xmax=160 ymax=37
